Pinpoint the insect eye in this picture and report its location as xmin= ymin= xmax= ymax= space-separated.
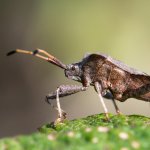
xmin=72 ymin=66 xmax=76 ymax=71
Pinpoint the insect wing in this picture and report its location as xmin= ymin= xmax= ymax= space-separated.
xmin=100 ymin=54 xmax=148 ymax=76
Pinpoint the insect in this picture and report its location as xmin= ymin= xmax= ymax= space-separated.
xmin=7 ymin=49 xmax=150 ymax=122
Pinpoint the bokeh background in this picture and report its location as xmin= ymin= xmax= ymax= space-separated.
xmin=0 ymin=0 xmax=150 ymax=138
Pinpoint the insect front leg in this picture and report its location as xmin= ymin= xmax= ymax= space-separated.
xmin=94 ymin=82 xmax=110 ymax=121
xmin=46 ymin=85 xmax=87 ymax=122
xmin=45 ymin=95 xmax=67 ymax=120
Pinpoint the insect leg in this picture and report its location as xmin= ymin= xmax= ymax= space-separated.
xmin=94 ymin=82 xmax=109 ymax=121
xmin=103 ymin=91 xmax=122 ymax=114
xmin=56 ymin=88 xmax=63 ymax=118
xmin=45 ymin=96 xmax=67 ymax=119
xmin=112 ymin=98 xmax=122 ymax=114
xmin=46 ymin=85 xmax=87 ymax=100
xmin=46 ymin=85 xmax=87 ymax=122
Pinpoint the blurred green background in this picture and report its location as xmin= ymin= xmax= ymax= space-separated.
xmin=0 ymin=0 xmax=150 ymax=138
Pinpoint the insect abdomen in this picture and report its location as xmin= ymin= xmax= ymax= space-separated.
xmin=122 ymin=74 xmax=150 ymax=102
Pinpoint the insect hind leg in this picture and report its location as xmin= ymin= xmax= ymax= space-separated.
xmin=103 ymin=91 xmax=122 ymax=115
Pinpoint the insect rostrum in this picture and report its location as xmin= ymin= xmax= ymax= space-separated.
xmin=7 ymin=49 xmax=150 ymax=122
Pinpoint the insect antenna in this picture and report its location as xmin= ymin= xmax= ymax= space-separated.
xmin=7 ymin=49 xmax=67 ymax=69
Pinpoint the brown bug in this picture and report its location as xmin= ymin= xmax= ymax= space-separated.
xmin=7 ymin=49 xmax=150 ymax=122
